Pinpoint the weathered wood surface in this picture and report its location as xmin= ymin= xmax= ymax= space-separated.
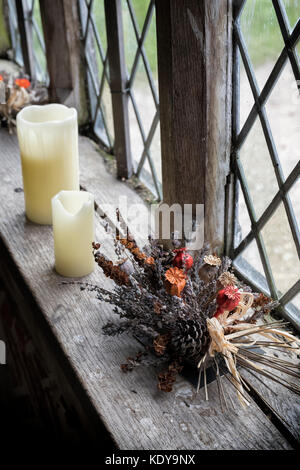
xmin=156 ymin=0 xmax=232 ymax=251
xmin=204 ymin=0 xmax=233 ymax=251
xmin=39 ymin=0 xmax=89 ymax=125
xmin=104 ymin=0 xmax=132 ymax=179
xmin=156 ymin=0 xmax=206 ymax=209
xmin=240 ymin=347 xmax=300 ymax=444
xmin=0 ymin=129 xmax=296 ymax=449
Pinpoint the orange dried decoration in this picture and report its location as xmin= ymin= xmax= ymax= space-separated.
xmin=145 ymin=256 xmax=155 ymax=266
xmin=15 ymin=78 xmax=31 ymax=89
xmin=0 ymin=75 xmax=3 ymax=81
xmin=164 ymin=267 xmax=186 ymax=298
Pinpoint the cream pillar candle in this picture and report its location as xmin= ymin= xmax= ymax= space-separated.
xmin=52 ymin=190 xmax=95 ymax=277
xmin=16 ymin=104 xmax=79 ymax=225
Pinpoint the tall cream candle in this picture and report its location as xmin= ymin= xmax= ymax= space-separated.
xmin=16 ymin=104 xmax=79 ymax=225
xmin=52 ymin=190 xmax=95 ymax=277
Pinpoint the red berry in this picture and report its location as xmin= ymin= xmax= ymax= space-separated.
xmin=15 ymin=78 xmax=31 ymax=89
xmin=173 ymin=248 xmax=193 ymax=271
xmin=215 ymin=286 xmax=241 ymax=317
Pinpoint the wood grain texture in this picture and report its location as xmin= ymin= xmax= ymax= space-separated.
xmin=240 ymin=348 xmax=300 ymax=444
xmin=204 ymin=0 xmax=233 ymax=251
xmin=104 ymin=0 xmax=132 ymax=178
xmin=0 ymin=129 xmax=294 ymax=450
xmin=156 ymin=0 xmax=232 ymax=251
xmin=156 ymin=0 xmax=206 ymax=208
xmin=39 ymin=0 xmax=89 ymax=125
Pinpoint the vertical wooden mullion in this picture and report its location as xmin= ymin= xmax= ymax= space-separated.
xmin=104 ymin=0 xmax=132 ymax=179
xmin=156 ymin=0 xmax=232 ymax=251
xmin=15 ymin=0 xmax=35 ymax=79
xmin=39 ymin=0 xmax=89 ymax=125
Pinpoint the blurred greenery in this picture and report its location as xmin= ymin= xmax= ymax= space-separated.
xmin=241 ymin=0 xmax=300 ymax=66
xmin=94 ymin=0 xmax=157 ymax=78
xmin=29 ymin=0 xmax=299 ymax=83
xmin=32 ymin=0 xmax=47 ymax=81
xmin=0 ymin=5 xmax=11 ymax=54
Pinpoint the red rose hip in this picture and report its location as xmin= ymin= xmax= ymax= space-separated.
xmin=215 ymin=286 xmax=241 ymax=317
xmin=173 ymin=248 xmax=193 ymax=271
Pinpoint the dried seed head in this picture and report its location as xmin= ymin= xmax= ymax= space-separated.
xmin=203 ymin=255 xmax=222 ymax=266
xmin=218 ymin=271 xmax=237 ymax=287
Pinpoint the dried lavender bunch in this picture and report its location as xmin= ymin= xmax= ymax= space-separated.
xmin=81 ymin=213 xmax=282 ymax=394
xmin=88 ymin=238 xmax=220 ymax=379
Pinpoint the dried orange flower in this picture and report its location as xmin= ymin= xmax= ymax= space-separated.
xmin=0 ymin=75 xmax=3 ymax=81
xmin=15 ymin=78 xmax=31 ymax=89
xmin=165 ymin=267 xmax=186 ymax=297
xmin=145 ymin=256 xmax=155 ymax=266
xmin=165 ymin=267 xmax=186 ymax=284
xmin=203 ymin=254 xmax=221 ymax=266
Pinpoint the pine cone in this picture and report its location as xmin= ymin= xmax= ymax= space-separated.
xmin=170 ymin=317 xmax=210 ymax=365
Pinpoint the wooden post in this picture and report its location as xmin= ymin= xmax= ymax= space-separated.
xmin=156 ymin=0 xmax=232 ymax=252
xmin=39 ymin=0 xmax=89 ymax=125
xmin=15 ymin=0 xmax=35 ymax=79
xmin=104 ymin=0 xmax=132 ymax=179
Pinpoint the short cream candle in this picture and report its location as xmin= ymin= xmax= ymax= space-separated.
xmin=52 ymin=190 xmax=95 ymax=277
xmin=16 ymin=104 xmax=79 ymax=225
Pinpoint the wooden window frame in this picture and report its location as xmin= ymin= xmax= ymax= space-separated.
xmin=229 ymin=0 xmax=300 ymax=329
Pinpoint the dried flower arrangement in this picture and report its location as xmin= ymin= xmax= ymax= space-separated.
xmin=0 ymin=72 xmax=47 ymax=132
xmin=79 ymin=211 xmax=300 ymax=407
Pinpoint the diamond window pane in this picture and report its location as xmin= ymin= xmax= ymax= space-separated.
xmin=32 ymin=1 xmax=47 ymax=83
xmin=151 ymin=124 xmax=162 ymax=184
xmin=7 ymin=0 xmax=48 ymax=83
xmin=79 ymin=0 xmax=161 ymax=198
xmin=93 ymin=1 xmax=107 ymax=53
xmin=142 ymin=5 xmax=158 ymax=86
xmin=94 ymin=108 xmax=110 ymax=148
xmin=131 ymin=60 xmax=156 ymax=136
xmin=282 ymin=0 xmax=300 ymax=30
xmin=265 ymin=60 xmax=300 ymax=180
xmin=122 ymin=2 xmax=138 ymax=75
xmin=234 ymin=1 xmax=300 ymax=326
xmin=239 ymin=118 xmax=279 ymax=219
xmin=285 ymin=292 xmax=300 ymax=317
xmin=235 ymin=180 xmax=252 ymax=247
xmin=7 ymin=0 xmax=23 ymax=66
xmin=233 ymin=240 xmax=271 ymax=295
xmin=288 ymin=181 xmax=300 ymax=231
xmin=128 ymin=98 xmax=144 ymax=170
xmin=240 ymin=0 xmax=285 ymax=90
xmin=122 ymin=0 xmax=161 ymax=199
xmin=139 ymin=158 xmax=156 ymax=195
xmin=261 ymin=203 xmax=300 ymax=296
xmin=130 ymin=0 xmax=149 ymax=31
xmin=79 ymin=0 xmax=114 ymax=150
xmin=239 ymin=50 xmax=255 ymax=129
xmin=101 ymin=78 xmax=114 ymax=143
xmin=94 ymin=44 xmax=104 ymax=79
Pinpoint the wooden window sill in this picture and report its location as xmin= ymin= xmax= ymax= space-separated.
xmin=0 ymin=128 xmax=299 ymax=450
